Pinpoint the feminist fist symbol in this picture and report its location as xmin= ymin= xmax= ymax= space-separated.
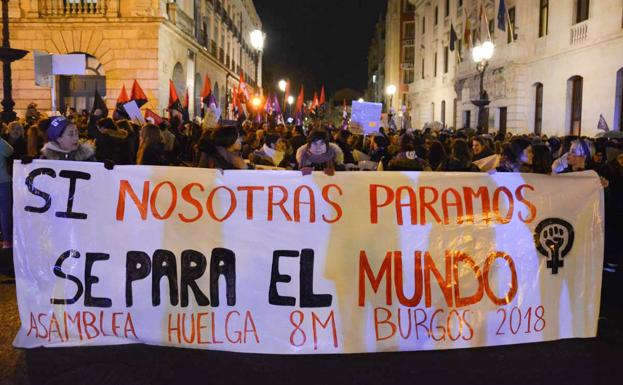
xmin=534 ymin=219 xmax=575 ymax=274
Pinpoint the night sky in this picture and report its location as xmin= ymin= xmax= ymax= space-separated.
xmin=254 ymin=0 xmax=387 ymax=100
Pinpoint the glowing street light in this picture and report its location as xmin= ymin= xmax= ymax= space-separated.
xmin=250 ymin=29 xmax=265 ymax=91
xmin=252 ymin=96 xmax=262 ymax=109
xmin=287 ymin=95 xmax=294 ymax=105
xmin=278 ymin=79 xmax=287 ymax=92
xmin=386 ymin=84 xmax=396 ymax=109
xmin=357 ymin=98 xmax=364 ymax=103
xmin=471 ymin=40 xmax=495 ymax=133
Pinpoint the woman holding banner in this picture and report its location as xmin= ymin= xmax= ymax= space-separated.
xmin=39 ymin=117 xmax=96 ymax=162
xmin=296 ymin=129 xmax=343 ymax=175
xmin=198 ymin=125 xmax=247 ymax=170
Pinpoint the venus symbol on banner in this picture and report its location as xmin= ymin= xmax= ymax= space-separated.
xmin=534 ymin=218 xmax=575 ymax=274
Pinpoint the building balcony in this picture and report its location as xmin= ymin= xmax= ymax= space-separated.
xmin=570 ymin=21 xmax=589 ymax=45
xmin=167 ymin=2 xmax=194 ymax=38
xmin=402 ymin=38 xmax=415 ymax=46
xmin=37 ymin=0 xmax=116 ymax=17
xmin=400 ymin=61 xmax=415 ymax=70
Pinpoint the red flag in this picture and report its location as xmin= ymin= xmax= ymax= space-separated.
xmin=312 ymin=91 xmax=319 ymax=110
xmin=200 ymin=74 xmax=212 ymax=100
xmin=239 ymin=71 xmax=249 ymax=102
xmin=116 ymin=84 xmax=129 ymax=106
xmin=295 ymin=86 xmax=304 ymax=114
xmin=319 ymin=85 xmax=326 ymax=105
xmin=183 ymin=89 xmax=189 ymax=109
xmin=284 ymin=80 xmax=290 ymax=108
xmin=144 ymin=109 xmax=163 ymax=125
xmin=168 ymin=80 xmax=183 ymax=113
xmin=130 ymin=80 xmax=148 ymax=108
xmin=464 ymin=8 xmax=472 ymax=48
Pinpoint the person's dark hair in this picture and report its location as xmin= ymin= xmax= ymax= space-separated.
xmin=507 ymin=138 xmax=531 ymax=163
xmin=158 ymin=120 xmax=170 ymax=132
xmin=116 ymin=119 xmax=132 ymax=132
xmin=532 ymin=143 xmax=553 ymax=174
xmin=263 ymin=132 xmax=281 ymax=148
xmin=211 ymin=125 xmax=239 ymax=148
xmin=97 ymin=117 xmax=117 ymax=131
xmin=293 ymin=125 xmax=304 ymax=136
xmin=335 ymin=130 xmax=351 ymax=144
xmin=37 ymin=118 xmax=51 ymax=133
xmin=372 ymin=134 xmax=389 ymax=149
xmin=399 ymin=133 xmax=415 ymax=153
xmin=472 ymin=135 xmax=488 ymax=149
xmin=428 ymin=140 xmax=447 ymax=170
xmin=307 ymin=130 xmax=329 ymax=145
xmin=451 ymin=138 xmax=473 ymax=164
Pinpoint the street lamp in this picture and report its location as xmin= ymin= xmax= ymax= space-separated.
xmin=471 ymin=40 xmax=495 ymax=133
xmin=250 ymin=29 xmax=265 ymax=91
xmin=287 ymin=95 xmax=294 ymax=118
xmin=357 ymin=98 xmax=364 ymax=103
xmin=278 ymin=79 xmax=287 ymax=92
xmin=386 ymin=84 xmax=396 ymax=109
xmin=0 ymin=0 xmax=28 ymax=122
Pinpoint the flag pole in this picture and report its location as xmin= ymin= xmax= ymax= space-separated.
xmin=506 ymin=6 xmax=515 ymax=43
xmin=482 ymin=0 xmax=491 ymax=41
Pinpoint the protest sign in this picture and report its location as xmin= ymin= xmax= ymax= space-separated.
xmin=13 ymin=162 xmax=604 ymax=354
xmin=51 ymin=54 xmax=86 ymax=75
xmin=351 ymin=101 xmax=382 ymax=135
xmin=124 ymin=101 xmax=146 ymax=125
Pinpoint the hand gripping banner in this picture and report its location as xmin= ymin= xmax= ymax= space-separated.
xmin=12 ymin=161 xmax=604 ymax=354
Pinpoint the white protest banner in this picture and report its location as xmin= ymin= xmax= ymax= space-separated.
xmin=51 ymin=54 xmax=86 ymax=75
xmin=351 ymin=101 xmax=382 ymax=135
xmin=124 ymin=101 xmax=146 ymax=125
xmin=12 ymin=162 xmax=604 ymax=354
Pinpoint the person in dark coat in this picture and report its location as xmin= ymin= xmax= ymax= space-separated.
xmin=2 ymin=121 xmax=27 ymax=175
xmin=92 ymin=118 xmax=134 ymax=165
xmin=198 ymin=125 xmax=247 ymax=170
xmin=438 ymin=139 xmax=481 ymax=172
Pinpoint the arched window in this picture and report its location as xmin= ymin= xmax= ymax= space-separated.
xmin=568 ymin=76 xmax=583 ymax=135
xmin=194 ymin=73 xmax=202 ymax=117
xmin=58 ymin=52 xmax=106 ymax=114
xmin=213 ymin=82 xmax=220 ymax=108
xmin=534 ymin=83 xmax=544 ymax=135
xmin=172 ymin=62 xmax=185 ymax=99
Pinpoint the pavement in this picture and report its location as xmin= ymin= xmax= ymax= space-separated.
xmin=1 ymin=247 xmax=622 ymax=385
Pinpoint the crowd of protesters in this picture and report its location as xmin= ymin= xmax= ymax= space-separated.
xmin=1 ymin=103 xmax=622 ymax=272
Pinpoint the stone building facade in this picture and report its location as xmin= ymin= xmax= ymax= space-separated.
xmin=365 ymin=15 xmax=385 ymax=104
xmin=385 ymin=0 xmax=416 ymax=111
xmin=2 ymin=0 xmax=262 ymax=118
xmin=407 ymin=0 xmax=623 ymax=137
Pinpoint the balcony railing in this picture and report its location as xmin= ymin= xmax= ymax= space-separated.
xmin=570 ymin=22 xmax=588 ymax=45
xmin=38 ymin=0 xmax=110 ymax=16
